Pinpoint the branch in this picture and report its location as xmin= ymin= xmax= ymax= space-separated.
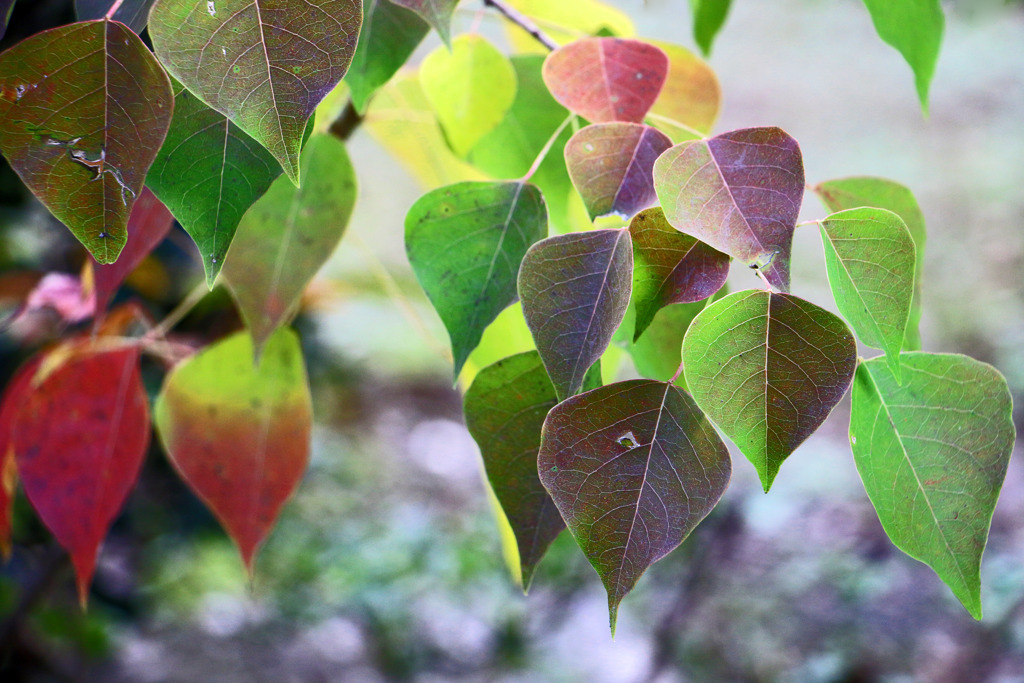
xmin=482 ymin=0 xmax=559 ymax=52
xmin=328 ymin=100 xmax=365 ymax=142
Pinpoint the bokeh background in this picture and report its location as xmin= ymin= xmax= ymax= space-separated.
xmin=1 ymin=0 xmax=1023 ymax=681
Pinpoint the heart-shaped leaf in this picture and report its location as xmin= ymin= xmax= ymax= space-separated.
xmin=646 ymin=40 xmax=720 ymax=140
xmin=654 ymin=127 xmax=804 ymax=291
xmin=94 ymin=188 xmax=175 ymax=317
xmin=538 ymin=379 xmax=730 ymax=633
xmin=542 ymin=37 xmax=668 ymax=123
xmin=519 ymin=229 xmax=632 ymax=400
xmin=814 ymin=176 xmax=926 ymax=351
xmin=682 ymin=290 xmax=857 ymax=490
xmin=223 ymin=134 xmax=357 ymax=353
xmin=850 ymin=353 xmax=1014 ymax=619
xmin=154 ymin=327 xmax=312 ymax=572
xmin=406 ymin=181 xmax=548 ymax=380
xmin=0 ymin=354 xmax=47 ymax=559
xmin=146 ymin=81 xmax=286 ymax=285
xmin=346 ymin=0 xmax=429 ymax=113
xmin=76 ymin=0 xmax=157 ymax=32
xmin=419 ymin=35 xmax=517 ymax=158
xmin=13 ymin=343 xmax=148 ymax=604
xmin=690 ymin=0 xmax=733 ymax=57
xmin=820 ymin=207 xmax=915 ymax=381
xmin=389 ymin=0 xmax=456 ymax=46
xmin=149 ymin=0 xmax=361 ymax=184
xmin=0 ymin=20 xmax=174 ymax=263
xmin=629 ymin=207 xmax=729 ymax=341
xmin=861 ymin=0 xmax=944 ymax=112
xmin=564 ymin=123 xmax=672 ymax=219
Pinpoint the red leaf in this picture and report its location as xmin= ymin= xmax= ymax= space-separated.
xmin=0 ymin=354 xmax=45 ymax=560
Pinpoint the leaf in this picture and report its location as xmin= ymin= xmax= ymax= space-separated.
xmin=0 ymin=20 xmax=174 ymax=264
xmin=389 ymin=0 xmax=456 ymax=46
xmin=629 ymin=207 xmax=729 ymax=341
xmin=0 ymin=0 xmax=15 ymax=41
xmin=861 ymin=0 xmax=944 ymax=112
xmin=146 ymin=81 xmax=285 ymax=285
xmin=504 ymin=0 xmax=635 ymax=54
xmin=538 ymin=379 xmax=730 ymax=633
xmin=346 ymin=0 xmax=429 ymax=114
xmin=222 ymin=134 xmax=356 ymax=353
xmin=94 ymin=188 xmax=175 ymax=317
xmin=149 ymin=0 xmax=361 ymax=184
xmin=419 ymin=35 xmax=518 ymax=158
xmin=406 ymin=181 xmax=548 ymax=379
xmin=13 ymin=343 xmax=148 ymax=604
xmin=654 ymin=127 xmax=804 ymax=291
xmin=690 ymin=0 xmax=732 ymax=57
xmin=542 ymin=38 xmax=668 ymax=124
xmin=76 ymin=0 xmax=158 ymax=32
xmin=564 ymin=123 xmax=672 ymax=220
xmin=682 ymin=290 xmax=857 ymax=490
xmin=820 ymin=207 xmax=915 ymax=382
xmin=518 ymin=229 xmax=632 ymax=401
xmin=814 ymin=176 xmax=926 ymax=351
xmin=630 ymin=298 xmax=719 ymax=387
xmin=154 ymin=328 xmax=312 ymax=571
xmin=646 ymin=40 xmax=720 ymax=139
xmin=850 ymin=353 xmax=1015 ymax=619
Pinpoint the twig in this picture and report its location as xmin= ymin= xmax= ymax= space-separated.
xmin=329 ymin=100 xmax=365 ymax=142
xmin=105 ymin=0 xmax=124 ymax=19
xmin=144 ymin=280 xmax=209 ymax=342
xmin=482 ymin=0 xmax=559 ymax=51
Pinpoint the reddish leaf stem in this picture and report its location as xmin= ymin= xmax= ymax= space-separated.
xmin=105 ymin=0 xmax=125 ymax=19
xmin=482 ymin=0 xmax=559 ymax=51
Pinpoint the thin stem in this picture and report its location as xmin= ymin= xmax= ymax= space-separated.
xmin=754 ymin=267 xmax=774 ymax=291
xmin=144 ymin=281 xmax=209 ymax=342
xmin=105 ymin=0 xmax=125 ymax=19
xmin=795 ymin=219 xmax=820 ymax=228
xmin=329 ymin=100 xmax=364 ymax=142
xmin=519 ymin=114 xmax=575 ymax=183
xmin=644 ymin=112 xmax=705 ymax=140
xmin=482 ymin=0 xmax=559 ymax=51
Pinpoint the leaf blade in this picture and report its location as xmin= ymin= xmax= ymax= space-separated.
xmin=861 ymin=0 xmax=944 ymax=112
xmin=346 ymin=0 xmax=429 ymax=113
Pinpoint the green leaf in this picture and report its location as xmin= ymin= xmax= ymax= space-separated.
xmin=0 ymin=20 xmax=173 ymax=264
xmin=222 ymin=134 xmax=356 ymax=353
xmin=682 ymin=290 xmax=857 ymax=490
xmin=689 ymin=0 xmax=732 ymax=57
xmin=814 ymin=176 xmax=926 ymax=351
xmin=861 ymin=0 xmax=944 ymax=112
xmin=406 ymin=181 xmax=548 ymax=379
xmin=542 ymin=37 xmax=668 ymax=124
xmin=538 ymin=379 xmax=730 ymax=633
xmin=76 ymin=0 xmax=157 ymax=32
xmin=419 ymin=35 xmax=518 ymax=158
xmin=389 ymin=0 xmax=457 ymax=46
xmin=564 ymin=123 xmax=672 ymax=219
xmin=850 ymin=353 xmax=1015 ymax=619
xmin=629 ymin=207 xmax=729 ymax=341
xmin=346 ymin=0 xmax=429 ymax=114
xmin=654 ymin=127 xmax=804 ymax=291
xmin=519 ymin=229 xmax=632 ymax=401
xmin=646 ymin=40 xmax=720 ymax=139
xmin=820 ymin=207 xmax=915 ymax=382
xmin=154 ymin=327 xmax=312 ymax=572
xmin=149 ymin=0 xmax=361 ymax=184
xmin=146 ymin=81 xmax=284 ymax=285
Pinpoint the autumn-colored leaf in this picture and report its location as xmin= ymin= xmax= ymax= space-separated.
xmin=654 ymin=127 xmax=804 ymax=291
xmin=153 ymin=328 xmax=312 ymax=571
xmin=76 ymin=0 xmax=158 ymax=32
xmin=646 ymin=40 xmax=720 ymax=139
xmin=149 ymin=0 xmax=361 ymax=184
xmin=539 ymin=380 xmax=730 ymax=633
xmin=0 ymin=354 xmax=46 ymax=560
xmin=564 ymin=123 xmax=672 ymax=219
xmin=542 ymin=38 xmax=668 ymax=123
xmin=390 ymin=0 xmax=456 ymax=46
xmin=346 ymin=0 xmax=429 ymax=113
xmin=0 ymin=20 xmax=173 ymax=263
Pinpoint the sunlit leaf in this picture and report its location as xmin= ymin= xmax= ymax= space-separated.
xmin=76 ymin=0 xmax=157 ymax=32
xmin=820 ymin=207 xmax=915 ymax=382
xmin=690 ymin=0 xmax=732 ymax=57
xmin=0 ymin=354 xmax=46 ymax=560
xmin=542 ymin=38 xmax=668 ymax=124
xmin=629 ymin=207 xmax=729 ymax=341
xmin=346 ymin=0 xmax=428 ymax=113
xmin=420 ymin=35 xmax=518 ymax=158
xmin=390 ymin=0 xmax=456 ymax=46
xmin=646 ymin=40 xmax=720 ymax=140
xmin=539 ymin=379 xmax=730 ymax=633
xmin=406 ymin=181 xmax=548 ymax=379
xmin=814 ymin=176 xmax=926 ymax=351
xmin=682 ymin=290 xmax=857 ymax=490
xmin=149 ymin=0 xmax=361 ymax=184
xmin=94 ymin=188 xmax=175 ymax=317
xmin=0 ymin=20 xmax=173 ymax=263
xmin=519 ymin=229 xmax=632 ymax=400
xmin=564 ymin=123 xmax=671 ymax=220
xmin=154 ymin=328 xmax=312 ymax=571
xmin=223 ymin=134 xmax=356 ymax=353
xmin=504 ymin=0 xmax=634 ymax=54
xmin=13 ymin=343 xmax=148 ymax=604
xmin=850 ymin=353 xmax=1014 ymax=619
xmin=654 ymin=127 xmax=804 ymax=291
xmin=861 ymin=0 xmax=944 ymax=112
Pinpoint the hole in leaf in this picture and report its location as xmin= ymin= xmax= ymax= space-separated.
xmin=617 ymin=431 xmax=638 ymax=449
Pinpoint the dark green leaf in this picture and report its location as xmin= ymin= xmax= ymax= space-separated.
xmin=538 ymin=379 xmax=730 ymax=633
xmin=76 ymin=0 xmax=157 ymax=32
xmin=390 ymin=0 xmax=457 ymax=46
xmin=861 ymin=0 xmax=944 ymax=112
xmin=682 ymin=290 xmax=857 ymax=490
xmin=850 ymin=353 xmax=1015 ymax=619
xmin=346 ymin=0 xmax=428 ymax=114
xmin=690 ymin=0 xmax=732 ymax=57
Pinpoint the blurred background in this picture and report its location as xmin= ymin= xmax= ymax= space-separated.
xmin=1 ymin=0 xmax=1023 ymax=681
